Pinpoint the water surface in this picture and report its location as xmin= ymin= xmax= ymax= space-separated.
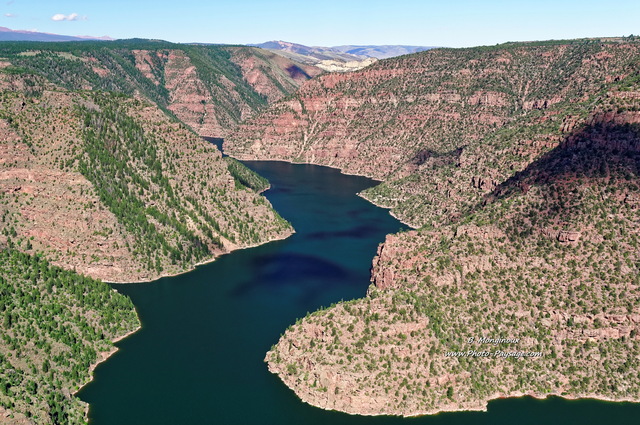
xmin=79 ymin=160 xmax=640 ymax=424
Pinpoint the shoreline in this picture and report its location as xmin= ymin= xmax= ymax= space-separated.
xmin=104 ymin=228 xmax=294 ymax=285
xmin=228 ymin=153 xmax=419 ymax=230
xmin=269 ymin=365 xmax=640 ymax=418
xmin=73 ymin=324 xmax=142 ymax=421
xmin=228 ymin=154 xmax=385 ymax=182
xmin=357 ymin=191 xmax=418 ymax=229
xmin=75 ymin=227 xmax=295 ymax=420
xmin=74 ymin=324 xmax=143 ymax=397
xmin=250 ymin=154 xmax=640 ymax=418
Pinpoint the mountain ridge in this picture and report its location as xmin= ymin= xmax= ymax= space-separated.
xmin=331 ymin=44 xmax=436 ymax=59
xmin=248 ymin=40 xmax=435 ymax=73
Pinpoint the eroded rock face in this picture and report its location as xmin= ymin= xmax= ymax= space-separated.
xmin=263 ymin=39 xmax=640 ymax=418
xmin=146 ymin=46 xmax=322 ymax=138
xmin=229 ymin=48 xmax=324 ymax=103
xmin=557 ymin=230 xmax=581 ymax=243
xmin=163 ymin=49 xmax=224 ymax=137
xmin=10 ymin=44 xmax=320 ymax=139
xmin=132 ymin=49 xmax=167 ymax=86
xmin=471 ymin=176 xmax=497 ymax=192
xmin=0 ymin=74 xmax=293 ymax=282
xmin=227 ymin=41 xmax=640 ymax=229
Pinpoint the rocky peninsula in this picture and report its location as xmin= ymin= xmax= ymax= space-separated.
xmin=225 ymin=38 xmax=640 ymax=416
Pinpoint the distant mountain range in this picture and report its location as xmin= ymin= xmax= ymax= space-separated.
xmin=249 ymin=40 xmax=363 ymax=62
xmin=249 ymin=40 xmax=436 ymax=72
xmin=250 ymin=40 xmax=437 ymax=60
xmin=0 ymin=26 xmax=113 ymax=42
xmin=331 ymin=44 xmax=436 ymax=59
xmin=0 ymin=29 xmax=433 ymax=73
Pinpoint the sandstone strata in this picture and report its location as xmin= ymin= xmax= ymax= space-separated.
xmin=262 ymin=39 xmax=640 ymax=417
xmin=0 ymin=73 xmax=292 ymax=282
xmin=9 ymin=42 xmax=321 ymax=139
xmin=227 ymin=40 xmax=640 ymax=228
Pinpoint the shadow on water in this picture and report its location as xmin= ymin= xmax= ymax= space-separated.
xmin=203 ymin=136 xmax=225 ymax=154
xmin=79 ymin=160 xmax=640 ymax=425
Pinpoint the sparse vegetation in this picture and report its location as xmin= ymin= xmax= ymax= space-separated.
xmin=263 ymin=39 xmax=640 ymax=416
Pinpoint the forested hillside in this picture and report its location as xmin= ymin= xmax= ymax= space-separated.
xmin=0 ymin=248 xmax=139 ymax=424
xmin=0 ymin=71 xmax=292 ymax=282
xmin=0 ymin=39 xmax=321 ymax=137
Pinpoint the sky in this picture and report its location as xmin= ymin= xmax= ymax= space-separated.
xmin=1 ymin=0 xmax=639 ymax=48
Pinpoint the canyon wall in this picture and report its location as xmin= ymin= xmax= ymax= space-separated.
xmin=0 ymin=43 xmax=304 ymax=282
xmin=255 ymin=39 xmax=640 ymax=416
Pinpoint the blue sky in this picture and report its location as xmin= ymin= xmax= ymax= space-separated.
xmin=2 ymin=0 xmax=639 ymax=47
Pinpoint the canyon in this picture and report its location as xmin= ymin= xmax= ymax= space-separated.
xmin=1 ymin=36 xmax=640 ymax=422
xmin=0 ymin=40 xmax=317 ymax=423
xmin=227 ymin=38 xmax=640 ymax=416
xmin=0 ymin=40 xmax=322 ymax=283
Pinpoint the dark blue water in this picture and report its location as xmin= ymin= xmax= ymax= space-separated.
xmin=79 ymin=160 xmax=640 ymax=425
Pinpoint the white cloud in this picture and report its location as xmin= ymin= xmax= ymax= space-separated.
xmin=51 ymin=13 xmax=84 ymax=22
xmin=4 ymin=13 xmax=16 ymax=18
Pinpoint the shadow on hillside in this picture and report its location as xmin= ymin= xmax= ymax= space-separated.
xmin=490 ymin=121 xmax=640 ymax=202
xmin=286 ymin=65 xmax=312 ymax=80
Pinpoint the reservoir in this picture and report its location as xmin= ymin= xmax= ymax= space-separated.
xmin=79 ymin=160 xmax=640 ymax=424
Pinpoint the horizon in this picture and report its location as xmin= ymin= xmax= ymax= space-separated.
xmin=0 ymin=27 xmax=637 ymax=50
xmin=1 ymin=0 xmax=638 ymax=48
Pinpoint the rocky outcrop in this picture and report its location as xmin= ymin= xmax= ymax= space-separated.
xmin=264 ymin=39 xmax=640 ymax=418
xmin=557 ymin=230 xmax=581 ymax=243
xmin=471 ymin=175 xmax=497 ymax=191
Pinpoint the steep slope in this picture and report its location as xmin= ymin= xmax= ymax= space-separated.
xmin=0 ymin=40 xmax=321 ymax=137
xmin=0 ymin=72 xmax=292 ymax=282
xmin=266 ymin=105 xmax=640 ymax=417
xmin=230 ymin=38 xmax=640 ymax=416
xmin=227 ymin=38 xmax=640 ymax=227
